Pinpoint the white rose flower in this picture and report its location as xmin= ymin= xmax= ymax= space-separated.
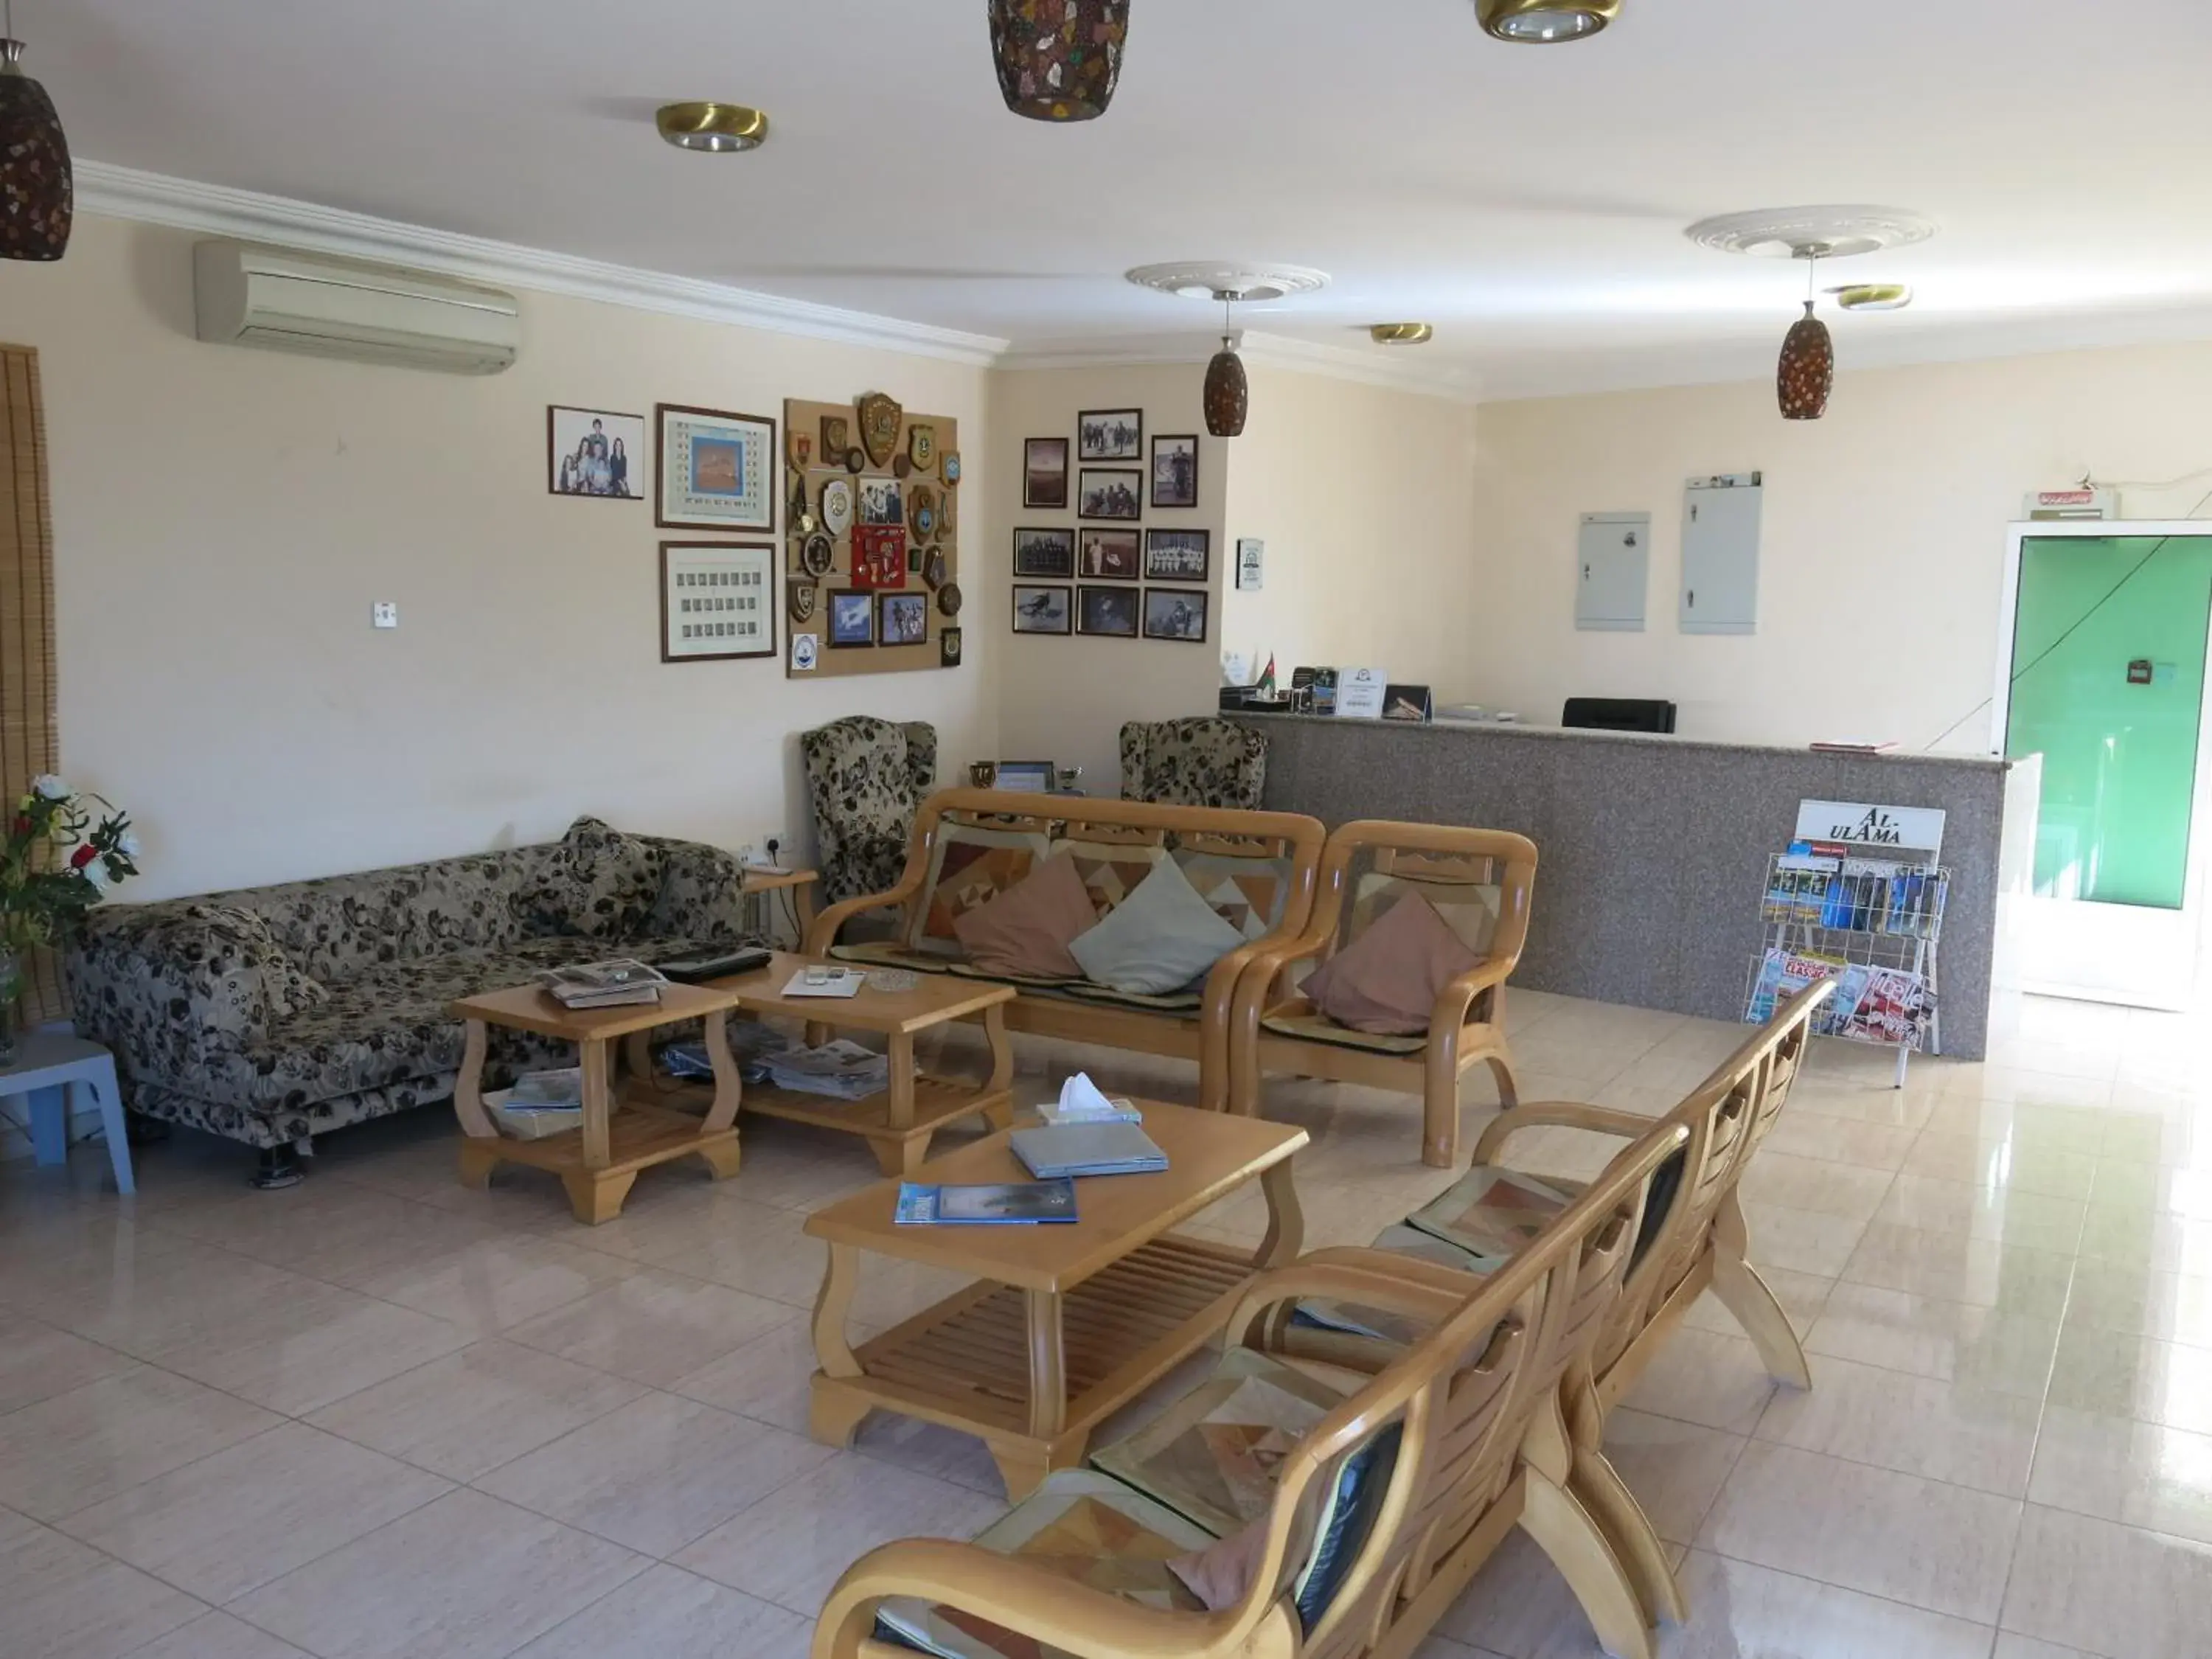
xmin=83 ymin=860 xmax=108 ymax=889
xmin=118 ymin=830 xmax=142 ymax=858
xmin=30 ymin=774 xmax=68 ymax=799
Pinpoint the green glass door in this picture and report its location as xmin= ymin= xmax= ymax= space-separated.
xmin=2006 ymin=533 xmax=2212 ymax=908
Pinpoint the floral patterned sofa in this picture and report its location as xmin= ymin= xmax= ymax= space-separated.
xmin=1119 ymin=716 xmax=1269 ymax=809
xmin=69 ymin=818 xmax=756 ymax=1178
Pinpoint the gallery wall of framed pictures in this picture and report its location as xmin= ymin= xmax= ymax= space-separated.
xmin=1012 ymin=408 xmax=1211 ymax=647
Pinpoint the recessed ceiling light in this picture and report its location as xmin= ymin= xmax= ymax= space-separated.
xmin=1477 ymin=0 xmax=1619 ymax=42
xmin=1684 ymin=206 xmax=1936 ymax=261
xmin=1370 ymin=323 xmax=1435 ymax=344
xmin=1829 ymin=282 xmax=1914 ymax=311
xmin=1124 ymin=262 xmax=1332 ymax=304
xmin=655 ymin=102 xmax=769 ymax=153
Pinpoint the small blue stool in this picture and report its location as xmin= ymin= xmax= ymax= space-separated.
xmin=2 ymin=1033 xmax=135 ymax=1195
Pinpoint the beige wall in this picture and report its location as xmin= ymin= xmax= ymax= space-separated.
xmin=987 ymin=364 xmax=1226 ymax=791
xmin=1 ymin=214 xmax=996 ymax=900
xmin=1470 ymin=341 xmax=2212 ymax=747
xmin=1223 ymin=366 xmax=1481 ymax=700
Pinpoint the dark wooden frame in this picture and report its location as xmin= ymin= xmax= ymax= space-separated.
xmin=1077 ymin=467 xmax=1144 ymax=522
xmin=1141 ymin=586 xmax=1211 ymax=644
xmin=547 ymin=405 xmax=646 ymax=501
xmin=1023 ymin=438 xmax=1070 ymax=509
xmin=1078 ymin=408 xmax=1144 ymax=462
xmin=1079 ymin=527 xmax=1142 ymax=581
xmin=1144 ymin=527 xmax=1211 ymax=584
xmin=1011 ymin=583 xmax=1074 ymax=636
xmin=827 ymin=588 xmax=877 ymax=648
xmin=877 ymin=590 xmax=931 ymax=649
xmin=654 ymin=402 xmax=778 ymax=531
xmin=940 ymin=626 xmax=963 ymax=667
xmin=1012 ymin=526 xmax=1075 ymax=579
xmin=658 ymin=541 xmax=777 ymax=664
xmin=1149 ymin=433 xmax=1199 ymax=509
xmin=1077 ymin=583 xmax=1141 ymax=639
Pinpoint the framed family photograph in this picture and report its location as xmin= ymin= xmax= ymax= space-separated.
xmin=655 ymin=403 xmax=776 ymax=531
xmin=1023 ymin=437 xmax=1069 ymax=509
xmin=1144 ymin=528 xmax=1210 ymax=582
xmin=1013 ymin=526 xmax=1075 ymax=579
xmin=1079 ymin=528 xmax=1141 ymax=580
xmin=659 ymin=542 xmax=775 ymax=663
xmin=1143 ymin=588 xmax=1210 ymax=644
xmin=1078 ymin=408 xmax=1142 ymax=461
xmin=879 ymin=591 xmax=930 ymax=647
xmin=1012 ymin=583 xmax=1072 ymax=635
xmin=1150 ymin=434 xmax=1197 ymax=509
xmin=1077 ymin=584 xmax=1141 ymax=639
xmin=1077 ymin=467 xmax=1142 ymax=521
xmin=828 ymin=590 xmax=875 ymax=648
xmin=549 ymin=406 xmax=644 ymax=500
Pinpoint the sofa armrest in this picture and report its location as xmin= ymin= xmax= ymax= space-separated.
xmin=637 ymin=835 xmax=753 ymax=942
xmin=1469 ymin=1100 xmax=1652 ymax=1164
xmin=68 ymin=906 xmax=304 ymax=1088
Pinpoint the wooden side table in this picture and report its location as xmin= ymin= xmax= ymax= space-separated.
xmin=740 ymin=865 xmax=818 ymax=943
xmin=448 ymin=981 xmax=748 ymax=1224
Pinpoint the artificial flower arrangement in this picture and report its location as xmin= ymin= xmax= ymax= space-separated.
xmin=1 ymin=776 xmax=139 ymax=1046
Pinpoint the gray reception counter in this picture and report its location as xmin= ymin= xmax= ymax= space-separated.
xmin=1239 ymin=715 xmax=2041 ymax=1061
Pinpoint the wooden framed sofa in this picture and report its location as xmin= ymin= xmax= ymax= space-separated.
xmin=1228 ymin=821 xmax=1539 ymax=1167
xmin=811 ymin=1114 xmax=1689 ymax=1659
xmin=802 ymin=789 xmax=1327 ymax=1111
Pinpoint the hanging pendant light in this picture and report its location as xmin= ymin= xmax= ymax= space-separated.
xmin=0 ymin=0 xmax=70 ymax=261
xmin=1203 ymin=293 xmax=1248 ymax=438
xmin=988 ymin=0 xmax=1130 ymax=123
xmin=1776 ymin=251 xmax=1832 ymax=420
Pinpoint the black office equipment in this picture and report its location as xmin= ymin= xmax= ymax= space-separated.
xmin=1562 ymin=698 xmax=1677 ymax=734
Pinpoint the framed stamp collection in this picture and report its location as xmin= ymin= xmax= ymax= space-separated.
xmin=660 ymin=542 xmax=775 ymax=662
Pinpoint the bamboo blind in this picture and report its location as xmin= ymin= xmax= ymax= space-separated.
xmin=1 ymin=344 xmax=67 ymax=1023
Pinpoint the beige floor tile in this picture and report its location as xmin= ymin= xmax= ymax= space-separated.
xmin=2089 ymin=1160 xmax=2212 ymax=1219
xmin=547 ymin=1196 xmax=830 ymax=1307
xmin=2028 ymin=1405 xmax=2212 ymax=1548
xmin=1902 ymin=1133 xmax=2098 ymax=1201
xmin=1806 ymin=1282 xmax=2060 ymax=1398
xmin=3 ymin=1234 xmax=313 ymax=1357
xmin=1840 ymin=1223 xmax=2076 ymax=1319
xmin=1757 ymin=1114 xmax=1919 ymax=1171
xmin=1736 ymin=1200 xmax=1871 ymax=1277
xmin=147 ymin=1183 xmax=495 ymax=1289
xmin=667 ymin=1318 xmax=816 ymax=1435
xmin=2046 ymin=1324 xmax=2212 ymax=1436
xmin=1680 ymin=1267 xmax=1833 ymax=1340
xmin=0 ymin=1504 xmax=208 ymax=1659
xmin=307 ymin=1339 xmax=644 ymax=1483
xmin=1411 ymin=1638 xmax=1508 ymax=1659
xmin=0 ymin=1365 xmax=282 ymax=1520
xmin=1596 ymin=1408 xmax=1745 ymax=1545
xmin=1941 ymin=1065 xmax=2114 ymax=1109
xmin=1921 ymin=1099 xmax=2107 ymax=1154
xmin=476 ymin=1391 xmax=832 ymax=1557
xmin=1786 ymin=1079 xmax=1942 ymax=1130
xmin=1697 ymin=1441 xmax=2021 ymax=1622
xmin=2065 ymin=1258 xmax=2212 ymax=1350
xmin=2078 ymin=1204 xmax=2212 ymax=1276
xmin=507 ymin=1563 xmax=811 ymax=1659
xmin=1753 ymin=1353 xmax=2042 ymax=1496
xmin=1992 ymin=1636 xmax=2099 ymax=1659
xmin=125 ymin=1610 xmax=314 ymax=1658
xmin=1660 ymin=1551 xmax=1997 ymax=1658
xmin=344 ymin=1234 xmax=642 ymax=1333
xmin=2001 ymin=1503 xmax=2212 ymax=1659
xmin=1739 ymin=1152 xmax=1897 ymax=1223
xmin=1432 ymin=1527 xmax=1623 ymax=1657
xmin=231 ymin=1488 xmax=647 ymax=1659
xmin=2098 ymin=1107 xmax=2212 ymax=1167
xmin=1873 ymin=1172 xmax=2086 ymax=1253
xmin=55 ymin=1420 xmax=449 ymax=1604
xmin=0 ymin=1308 xmax=133 ymax=1414
xmin=674 ymin=1453 xmax=1004 ymax=1615
xmin=1616 ymin=1329 xmax=1778 ymax=1435
xmin=501 ymin=1268 xmax=795 ymax=1387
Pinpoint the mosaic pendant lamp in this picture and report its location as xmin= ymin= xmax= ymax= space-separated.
xmin=1776 ymin=301 xmax=1833 ymax=420
xmin=0 ymin=11 xmax=71 ymax=262
xmin=989 ymin=0 xmax=1130 ymax=122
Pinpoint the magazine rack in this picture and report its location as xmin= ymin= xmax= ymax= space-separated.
xmin=1745 ymin=852 xmax=1947 ymax=1086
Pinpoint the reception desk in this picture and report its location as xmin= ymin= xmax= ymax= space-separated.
xmin=1240 ymin=716 xmax=2040 ymax=1061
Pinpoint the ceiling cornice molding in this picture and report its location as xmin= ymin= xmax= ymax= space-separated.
xmin=74 ymin=159 xmax=1012 ymax=366
xmin=997 ymin=329 xmax=1483 ymax=403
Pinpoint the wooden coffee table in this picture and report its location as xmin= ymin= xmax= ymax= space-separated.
xmin=449 ymin=981 xmax=747 ymax=1225
xmin=804 ymin=1100 xmax=1308 ymax=1498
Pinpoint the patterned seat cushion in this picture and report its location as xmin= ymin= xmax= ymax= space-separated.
xmin=829 ymin=940 xmax=958 ymax=975
xmin=1060 ymin=981 xmax=1206 ymax=1014
xmin=914 ymin=824 xmax=1053 ymax=956
xmin=874 ymin=1470 xmax=1213 ymax=1659
xmin=1259 ymin=1009 xmax=1428 ymax=1056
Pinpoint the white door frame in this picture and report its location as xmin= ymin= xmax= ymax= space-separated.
xmin=1994 ymin=521 xmax=2212 ymax=1009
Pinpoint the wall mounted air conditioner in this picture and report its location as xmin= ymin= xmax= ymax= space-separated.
xmin=192 ymin=240 xmax=520 ymax=375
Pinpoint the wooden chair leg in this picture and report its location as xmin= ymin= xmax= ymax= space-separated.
xmin=1712 ymin=1189 xmax=1812 ymax=1390
xmin=1485 ymin=1048 xmax=1519 ymax=1108
xmin=1570 ymin=1444 xmax=1688 ymax=1627
xmin=1520 ymin=1470 xmax=1656 ymax=1659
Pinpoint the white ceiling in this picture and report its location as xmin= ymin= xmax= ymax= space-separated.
xmin=32 ymin=0 xmax=2212 ymax=397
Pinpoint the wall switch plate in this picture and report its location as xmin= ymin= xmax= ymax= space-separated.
xmin=372 ymin=602 xmax=398 ymax=629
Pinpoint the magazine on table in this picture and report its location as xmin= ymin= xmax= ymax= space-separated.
xmin=894 ymin=1179 xmax=1079 ymax=1225
xmin=538 ymin=958 xmax=667 ymax=1009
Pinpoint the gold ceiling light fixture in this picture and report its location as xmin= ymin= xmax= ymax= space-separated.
xmin=1370 ymin=323 xmax=1435 ymax=345
xmin=1476 ymin=0 xmax=1620 ymax=43
xmin=1829 ymin=282 xmax=1913 ymax=312
xmin=0 ymin=0 xmax=72 ymax=260
xmin=655 ymin=102 xmax=769 ymax=153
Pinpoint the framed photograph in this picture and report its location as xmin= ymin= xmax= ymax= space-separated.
xmin=858 ymin=476 xmax=903 ymax=527
xmin=1079 ymin=528 xmax=1141 ymax=580
xmin=1079 ymin=408 xmax=1143 ymax=462
xmin=940 ymin=626 xmax=962 ymax=667
xmin=1013 ymin=526 xmax=1075 ymax=579
xmin=659 ymin=542 xmax=775 ymax=663
xmin=879 ymin=591 xmax=930 ymax=647
xmin=1144 ymin=528 xmax=1210 ymax=583
xmin=1236 ymin=536 xmax=1265 ymax=591
xmin=1023 ymin=438 xmax=1069 ymax=509
xmin=1077 ymin=467 xmax=1142 ymax=521
xmin=827 ymin=590 xmax=875 ymax=648
xmin=1142 ymin=587 xmax=1210 ymax=644
xmin=1150 ymin=434 xmax=1198 ymax=509
xmin=655 ymin=403 xmax=776 ymax=531
xmin=549 ymin=406 xmax=644 ymax=500
xmin=1077 ymin=584 xmax=1140 ymax=639
xmin=1012 ymin=584 xmax=1072 ymax=635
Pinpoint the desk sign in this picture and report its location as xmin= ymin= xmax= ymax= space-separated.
xmin=1335 ymin=667 xmax=1387 ymax=719
xmin=1794 ymin=799 xmax=1945 ymax=863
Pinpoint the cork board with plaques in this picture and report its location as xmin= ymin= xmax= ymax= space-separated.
xmin=781 ymin=394 xmax=962 ymax=679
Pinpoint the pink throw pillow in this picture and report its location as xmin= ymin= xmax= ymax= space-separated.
xmin=952 ymin=850 xmax=1099 ymax=979
xmin=1301 ymin=890 xmax=1481 ymax=1035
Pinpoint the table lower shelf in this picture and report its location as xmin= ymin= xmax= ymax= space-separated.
xmin=658 ymin=1071 xmax=1009 ymax=1173
xmin=458 ymin=1101 xmax=740 ymax=1223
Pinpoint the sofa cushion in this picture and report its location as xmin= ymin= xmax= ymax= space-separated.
xmin=914 ymin=823 xmax=1051 ymax=956
xmin=1173 ymin=848 xmax=1293 ymax=941
xmin=1060 ymin=837 xmax=1168 ymax=917
xmin=1349 ymin=869 xmax=1501 ymax=958
xmin=1301 ymin=890 xmax=1479 ymax=1037
xmin=1068 ymin=858 xmax=1246 ymax=997
xmin=1404 ymin=1164 xmax=1585 ymax=1270
xmin=952 ymin=851 xmax=1098 ymax=981
xmin=519 ymin=817 xmax=665 ymax=940
xmin=1259 ymin=1010 xmax=1427 ymax=1055
xmin=178 ymin=904 xmax=330 ymax=1020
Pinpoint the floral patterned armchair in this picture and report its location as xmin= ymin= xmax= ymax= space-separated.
xmin=1119 ymin=717 xmax=1269 ymax=810
xmin=801 ymin=716 xmax=938 ymax=908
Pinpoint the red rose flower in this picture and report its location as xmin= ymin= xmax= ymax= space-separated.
xmin=10 ymin=815 xmax=27 ymax=838
xmin=71 ymin=842 xmax=98 ymax=869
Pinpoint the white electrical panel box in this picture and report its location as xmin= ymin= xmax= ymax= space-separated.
xmin=1680 ymin=473 xmax=1761 ymax=635
xmin=1576 ymin=512 xmax=1650 ymax=632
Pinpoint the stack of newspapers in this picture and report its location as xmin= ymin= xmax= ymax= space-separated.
xmin=538 ymin=959 xmax=667 ymax=1010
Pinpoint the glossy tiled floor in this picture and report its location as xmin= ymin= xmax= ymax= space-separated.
xmin=2 ymin=988 xmax=2208 ymax=1659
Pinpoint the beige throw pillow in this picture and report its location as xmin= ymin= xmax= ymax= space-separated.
xmin=1068 ymin=856 xmax=1249 ymax=995
xmin=1301 ymin=890 xmax=1481 ymax=1035
xmin=951 ymin=850 xmax=1099 ymax=980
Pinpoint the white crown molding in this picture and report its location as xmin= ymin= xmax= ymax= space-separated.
xmin=998 ymin=329 xmax=1483 ymax=403
xmin=74 ymin=160 xmax=1012 ymax=366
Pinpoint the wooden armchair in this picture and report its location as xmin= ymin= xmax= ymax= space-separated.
xmin=1228 ymin=822 xmax=1537 ymax=1167
xmin=811 ymin=1117 xmax=1688 ymax=1659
